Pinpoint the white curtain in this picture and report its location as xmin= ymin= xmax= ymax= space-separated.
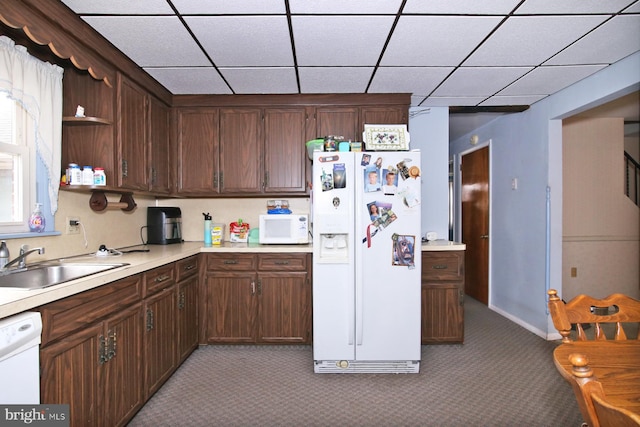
xmin=0 ymin=35 xmax=63 ymax=215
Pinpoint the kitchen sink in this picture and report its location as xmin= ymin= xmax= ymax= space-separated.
xmin=0 ymin=262 xmax=129 ymax=290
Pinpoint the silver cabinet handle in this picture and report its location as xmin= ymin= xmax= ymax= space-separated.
xmin=480 ymin=235 xmax=489 ymax=239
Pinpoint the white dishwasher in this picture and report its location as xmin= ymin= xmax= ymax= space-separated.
xmin=0 ymin=311 xmax=42 ymax=404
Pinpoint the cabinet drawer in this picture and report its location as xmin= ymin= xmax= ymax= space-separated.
xmin=258 ymin=253 xmax=308 ymax=271
xmin=176 ymin=255 xmax=199 ymax=281
xmin=207 ymin=254 xmax=256 ymax=271
xmin=422 ymin=252 xmax=464 ymax=281
xmin=40 ymin=274 xmax=142 ymax=346
xmin=144 ymin=263 xmax=176 ymax=296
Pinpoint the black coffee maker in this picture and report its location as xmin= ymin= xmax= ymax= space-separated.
xmin=147 ymin=207 xmax=182 ymax=244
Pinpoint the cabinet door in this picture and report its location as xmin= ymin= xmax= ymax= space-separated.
xmin=143 ymin=287 xmax=177 ymax=398
xmin=263 ymin=108 xmax=307 ymax=194
xmin=176 ymin=108 xmax=219 ymax=194
xmin=219 ymin=108 xmax=263 ymax=193
xmin=149 ymin=97 xmax=171 ymax=194
xmin=421 ymin=283 xmax=464 ymax=343
xmin=204 ymin=272 xmax=257 ymax=343
xmin=103 ymin=303 xmax=144 ymax=427
xmin=315 ymin=107 xmax=359 ymax=142
xmin=40 ymin=323 xmax=103 ymax=427
xmin=258 ymin=271 xmax=310 ymax=343
xmin=360 ymin=106 xmax=408 ymax=128
xmin=177 ymin=275 xmax=199 ymax=363
xmin=118 ymin=75 xmax=148 ymax=190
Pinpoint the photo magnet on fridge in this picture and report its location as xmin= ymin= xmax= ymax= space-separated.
xmin=392 ymin=234 xmax=415 ymax=268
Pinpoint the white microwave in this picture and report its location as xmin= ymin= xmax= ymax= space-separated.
xmin=259 ymin=214 xmax=309 ymax=244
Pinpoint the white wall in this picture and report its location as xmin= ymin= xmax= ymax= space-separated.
xmin=449 ymin=52 xmax=640 ymax=338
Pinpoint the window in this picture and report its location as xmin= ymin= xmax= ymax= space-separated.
xmin=0 ymin=93 xmax=35 ymax=233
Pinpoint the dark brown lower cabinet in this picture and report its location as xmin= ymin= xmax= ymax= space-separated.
xmin=421 ymin=251 xmax=465 ymax=344
xmin=40 ymin=302 xmax=143 ymax=427
xmin=202 ymin=253 xmax=311 ymax=344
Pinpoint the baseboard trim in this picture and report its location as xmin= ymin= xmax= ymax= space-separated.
xmin=489 ymin=304 xmax=554 ymax=340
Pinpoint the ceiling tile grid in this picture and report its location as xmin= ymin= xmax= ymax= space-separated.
xmin=60 ymin=0 xmax=640 ymax=110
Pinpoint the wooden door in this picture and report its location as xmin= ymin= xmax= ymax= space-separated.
xmin=176 ymin=108 xmax=219 ymax=194
xmin=315 ymin=107 xmax=359 ymax=142
xmin=40 ymin=323 xmax=102 ymax=427
xmin=258 ymin=271 xmax=310 ymax=343
xmin=148 ymin=97 xmax=171 ymax=194
xmin=263 ymin=108 xmax=307 ymax=193
xmin=177 ymin=275 xmax=199 ymax=363
xmin=461 ymin=146 xmax=490 ymax=304
xmin=118 ymin=76 xmax=148 ymax=190
xmin=204 ymin=272 xmax=257 ymax=343
xmin=143 ymin=287 xmax=176 ymax=398
xmin=103 ymin=303 xmax=143 ymax=427
xmin=219 ymin=108 xmax=263 ymax=193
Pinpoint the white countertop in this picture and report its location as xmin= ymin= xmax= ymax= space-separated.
xmin=0 ymin=240 xmax=464 ymax=319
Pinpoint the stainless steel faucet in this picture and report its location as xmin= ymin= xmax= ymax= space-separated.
xmin=2 ymin=245 xmax=45 ymax=270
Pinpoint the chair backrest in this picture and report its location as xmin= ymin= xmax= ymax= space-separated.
xmin=547 ymin=289 xmax=640 ymax=342
xmin=591 ymin=392 xmax=640 ymax=427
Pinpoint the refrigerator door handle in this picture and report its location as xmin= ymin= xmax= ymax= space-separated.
xmin=355 ymin=275 xmax=363 ymax=346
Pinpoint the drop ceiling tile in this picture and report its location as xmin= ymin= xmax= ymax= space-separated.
xmin=219 ymin=68 xmax=299 ymax=94
xmin=514 ymin=0 xmax=635 ymax=14
xmin=403 ymin=0 xmax=521 ymax=14
xmin=292 ymin=16 xmax=394 ymax=66
xmin=463 ymin=16 xmax=608 ymax=66
xmin=422 ymin=97 xmax=489 ymax=106
xmin=433 ymin=67 xmax=532 ymax=97
xmin=298 ymin=67 xmax=373 ymax=93
xmin=172 ymin=0 xmax=285 ymax=14
xmin=381 ymin=16 xmax=503 ymax=67
xmin=480 ymin=95 xmax=547 ymax=106
xmin=61 ymin=0 xmax=173 ymax=14
xmin=81 ymin=17 xmax=209 ymax=67
xmin=623 ymin=2 xmax=640 ymax=13
xmin=185 ymin=16 xmax=293 ymax=67
xmin=545 ymin=15 xmax=640 ymax=65
xmin=498 ymin=65 xmax=607 ymax=96
xmin=144 ymin=67 xmax=232 ymax=94
xmin=368 ymin=67 xmax=454 ymax=95
xmin=289 ymin=0 xmax=403 ymax=14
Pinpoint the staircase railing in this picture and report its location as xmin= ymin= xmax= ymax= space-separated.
xmin=625 ymin=151 xmax=639 ymax=206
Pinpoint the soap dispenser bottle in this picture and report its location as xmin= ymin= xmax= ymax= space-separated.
xmin=0 ymin=240 xmax=9 ymax=269
xmin=28 ymin=203 xmax=45 ymax=233
xmin=203 ymin=212 xmax=212 ymax=246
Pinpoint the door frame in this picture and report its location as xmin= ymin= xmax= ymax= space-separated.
xmin=453 ymin=139 xmax=493 ymax=306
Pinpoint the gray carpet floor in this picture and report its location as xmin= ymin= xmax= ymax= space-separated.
xmin=128 ymin=298 xmax=583 ymax=426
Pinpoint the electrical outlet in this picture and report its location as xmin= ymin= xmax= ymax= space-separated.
xmin=66 ymin=216 xmax=80 ymax=235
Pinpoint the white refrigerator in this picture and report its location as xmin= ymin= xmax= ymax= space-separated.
xmin=312 ymin=150 xmax=422 ymax=373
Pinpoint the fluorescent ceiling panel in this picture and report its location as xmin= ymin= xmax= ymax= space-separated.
xmin=463 ymin=16 xmax=608 ymax=66
xmin=172 ymin=0 xmax=286 ymax=14
xmin=381 ymin=16 xmax=502 ymax=66
xmin=289 ymin=0 xmax=403 ymax=14
xmin=298 ymin=67 xmax=373 ymax=93
xmin=368 ymin=67 xmax=454 ymax=95
xmin=514 ymin=0 xmax=636 ymax=14
xmin=498 ymin=65 xmax=607 ymax=96
xmin=292 ymin=16 xmax=394 ymax=66
xmin=220 ymin=68 xmax=299 ymax=94
xmin=433 ymin=67 xmax=532 ymax=97
xmin=546 ymin=16 xmax=640 ymax=65
xmin=403 ymin=0 xmax=521 ymax=14
xmin=186 ymin=16 xmax=293 ymax=67
xmin=144 ymin=67 xmax=231 ymax=94
xmin=82 ymin=17 xmax=210 ymax=67
xmin=61 ymin=0 xmax=172 ymax=14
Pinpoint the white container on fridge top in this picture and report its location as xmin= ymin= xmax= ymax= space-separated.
xmin=312 ymin=150 xmax=422 ymax=373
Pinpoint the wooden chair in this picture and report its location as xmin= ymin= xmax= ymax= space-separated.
xmin=547 ymin=289 xmax=640 ymax=343
xmin=592 ymin=392 xmax=640 ymax=427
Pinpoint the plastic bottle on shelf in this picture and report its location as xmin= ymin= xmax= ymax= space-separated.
xmin=28 ymin=203 xmax=46 ymax=232
xmin=68 ymin=163 xmax=81 ymax=185
xmin=82 ymin=166 xmax=93 ymax=185
xmin=93 ymin=167 xmax=106 ymax=186
xmin=203 ymin=212 xmax=212 ymax=246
